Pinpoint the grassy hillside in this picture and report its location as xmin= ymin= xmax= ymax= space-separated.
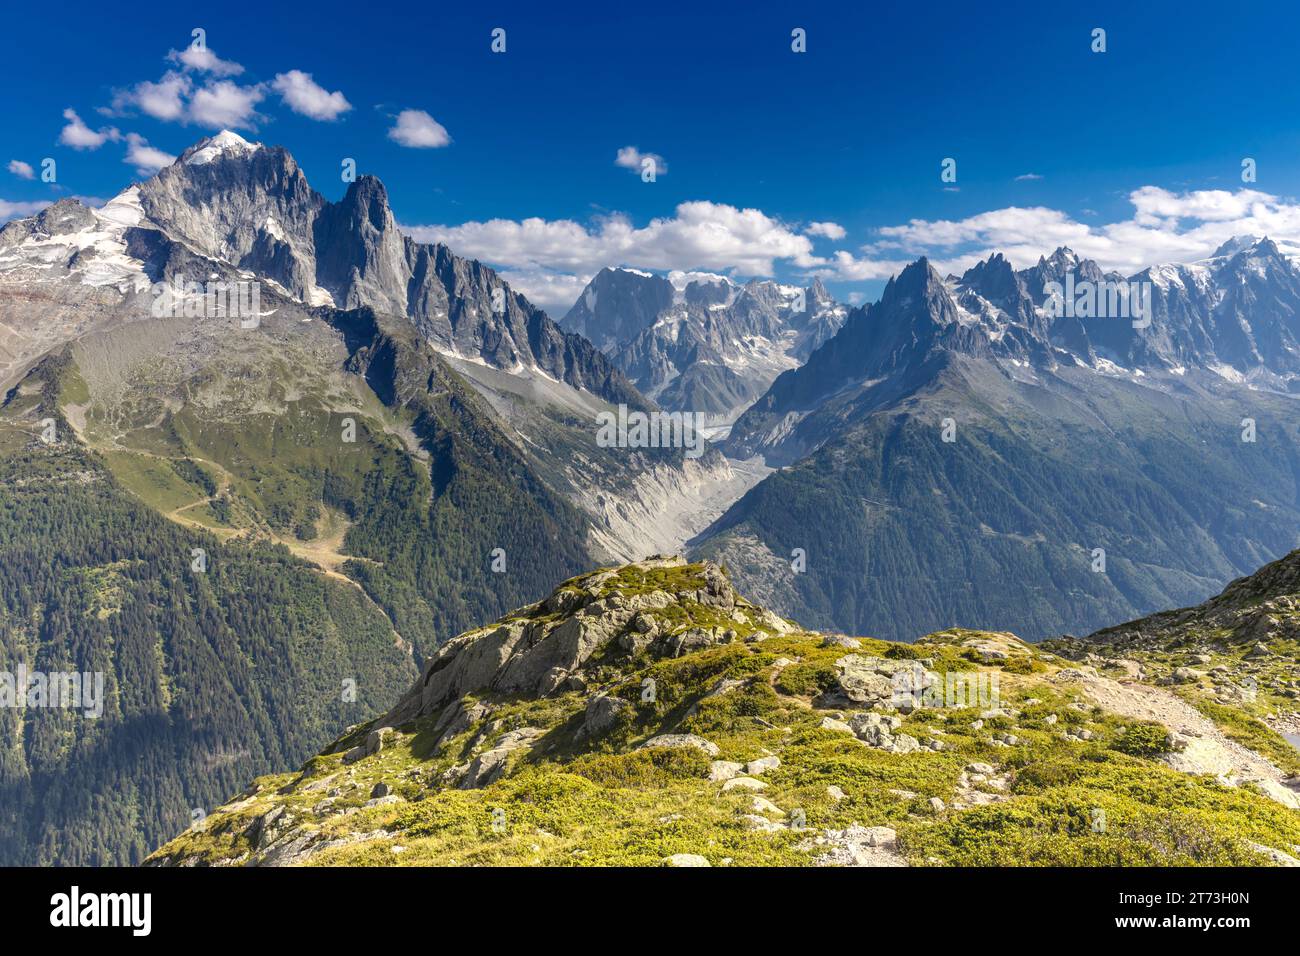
xmin=149 ymin=559 xmax=1300 ymax=867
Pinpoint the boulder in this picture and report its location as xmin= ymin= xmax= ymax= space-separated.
xmin=639 ymin=733 xmax=720 ymax=757
xmin=579 ymin=693 xmax=630 ymax=739
xmin=708 ymin=760 xmax=745 ymax=782
xmin=835 ymin=655 xmax=895 ymax=704
xmin=849 ymin=711 xmax=901 ymax=748
xmin=746 ymin=756 xmax=781 ymax=776
xmin=342 ymin=726 xmax=394 ymax=765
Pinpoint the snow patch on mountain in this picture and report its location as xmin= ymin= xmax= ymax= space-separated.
xmin=183 ymin=130 xmax=263 ymax=167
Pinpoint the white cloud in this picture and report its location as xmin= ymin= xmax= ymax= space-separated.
xmin=1014 ymin=173 xmax=1043 ymax=181
xmin=406 ymin=201 xmax=821 ymax=277
xmin=818 ymin=250 xmax=913 ymax=281
xmin=496 ymin=268 xmax=595 ymax=315
xmin=0 ymin=199 xmax=50 ymax=223
xmin=187 ymin=81 xmax=266 ymax=129
xmin=805 ymin=221 xmax=846 ymax=240
xmin=402 ymin=200 xmax=825 ymax=312
xmin=111 ymin=72 xmax=192 ymax=122
xmin=615 ymin=145 xmax=667 ymax=176
xmin=388 ymin=109 xmax=451 ymax=148
xmin=272 ymin=70 xmax=351 ymax=121
xmin=7 ymin=160 xmax=34 ymax=180
xmin=167 ymin=45 xmax=244 ymax=77
xmin=59 ymin=109 xmax=121 ymax=150
xmin=821 ymin=186 xmax=1300 ymax=282
xmin=123 ymin=133 xmax=176 ymax=175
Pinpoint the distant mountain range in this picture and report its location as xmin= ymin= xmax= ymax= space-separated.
xmin=561 ymin=267 xmax=845 ymax=427
xmin=693 ymin=240 xmax=1300 ymax=641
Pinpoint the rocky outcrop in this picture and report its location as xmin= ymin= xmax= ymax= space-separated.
xmin=380 ymin=556 xmax=749 ymax=728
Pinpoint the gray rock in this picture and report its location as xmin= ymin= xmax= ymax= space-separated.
xmin=579 ymin=693 xmax=630 ymax=739
xmin=342 ymin=726 xmax=394 ymax=765
xmin=639 ymin=733 xmax=720 ymax=757
xmin=835 ymin=655 xmax=895 ymax=704
xmin=822 ymin=635 xmax=862 ymax=649
xmin=849 ymin=711 xmax=901 ymax=748
xmin=746 ymin=756 xmax=781 ymax=776
xmin=708 ymin=760 xmax=745 ymax=782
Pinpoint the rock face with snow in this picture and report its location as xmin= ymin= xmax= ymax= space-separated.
xmin=0 ymin=131 xmax=639 ymax=408
xmin=561 ymin=269 xmax=846 ymax=423
xmin=696 ymin=242 xmax=1300 ymax=643
xmin=130 ymin=133 xmax=642 ymax=406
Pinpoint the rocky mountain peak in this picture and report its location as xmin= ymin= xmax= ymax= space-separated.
xmin=958 ymin=252 xmax=1022 ymax=303
xmin=179 ymin=129 xmax=264 ymax=166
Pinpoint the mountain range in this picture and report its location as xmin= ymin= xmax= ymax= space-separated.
xmin=2 ymin=129 xmax=1299 ymax=866
xmin=692 ymin=240 xmax=1300 ymax=641
xmin=561 ymin=267 xmax=845 ymax=428
xmin=0 ymin=131 xmax=758 ymax=864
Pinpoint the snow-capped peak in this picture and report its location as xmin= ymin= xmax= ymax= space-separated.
xmin=183 ymin=130 xmax=263 ymax=166
xmin=1210 ymin=234 xmax=1262 ymax=259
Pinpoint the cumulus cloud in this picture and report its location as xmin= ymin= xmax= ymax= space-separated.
xmin=187 ymin=80 xmax=265 ymax=129
xmin=495 ymin=269 xmax=596 ymax=315
xmin=407 ymin=201 xmax=820 ymax=276
xmin=110 ymin=72 xmax=192 ymax=122
xmin=106 ymin=46 xmax=347 ymax=130
xmin=805 ymin=221 xmax=846 ymax=240
xmin=816 ymin=186 xmax=1300 ymax=283
xmin=388 ymin=109 xmax=451 ymax=148
xmin=123 ymin=133 xmax=176 ymax=175
xmin=167 ymin=44 xmax=244 ymax=77
xmin=7 ymin=160 xmax=34 ymax=180
xmin=272 ymin=70 xmax=351 ymax=121
xmin=0 ymin=199 xmax=51 ymax=223
xmin=615 ymin=146 xmax=667 ymax=176
xmin=401 ymin=201 xmax=825 ymax=312
xmin=59 ymin=109 xmax=121 ymax=150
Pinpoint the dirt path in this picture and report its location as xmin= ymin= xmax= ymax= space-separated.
xmin=1055 ymin=670 xmax=1300 ymax=808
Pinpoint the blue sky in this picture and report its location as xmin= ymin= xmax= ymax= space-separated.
xmin=5 ymin=0 xmax=1300 ymax=312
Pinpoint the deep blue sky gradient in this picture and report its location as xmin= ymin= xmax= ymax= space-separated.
xmin=3 ymin=0 xmax=1296 ymax=305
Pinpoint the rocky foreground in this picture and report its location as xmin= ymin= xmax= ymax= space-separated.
xmin=149 ymin=557 xmax=1300 ymax=867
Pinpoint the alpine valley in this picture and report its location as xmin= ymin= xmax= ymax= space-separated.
xmin=2 ymin=131 xmax=1299 ymax=867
